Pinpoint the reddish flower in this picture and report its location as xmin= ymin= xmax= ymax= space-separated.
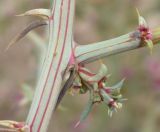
xmin=138 ymin=25 xmax=153 ymax=40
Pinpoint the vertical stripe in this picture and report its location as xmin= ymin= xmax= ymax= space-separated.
xmin=30 ymin=0 xmax=60 ymax=130
xmin=26 ymin=0 xmax=75 ymax=131
xmin=37 ymin=0 xmax=71 ymax=131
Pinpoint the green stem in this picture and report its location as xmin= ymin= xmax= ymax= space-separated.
xmin=75 ymin=32 xmax=140 ymax=64
xmin=26 ymin=0 xmax=75 ymax=132
xmin=75 ymin=30 xmax=160 ymax=64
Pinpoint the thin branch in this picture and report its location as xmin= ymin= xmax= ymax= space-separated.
xmin=75 ymin=32 xmax=140 ymax=64
xmin=75 ymin=31 xmax=160 ymax=64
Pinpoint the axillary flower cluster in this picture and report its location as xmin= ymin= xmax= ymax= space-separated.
xmin=136 ymin=9 xmax=153 ymax=54
xmin=68 ymin=62 xmax=126 ymax=127
xmin=68 ymin=10 xmax=153 ymax=127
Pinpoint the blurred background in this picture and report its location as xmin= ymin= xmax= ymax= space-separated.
xmin=0 ymin=0 xmax=160 ymax=132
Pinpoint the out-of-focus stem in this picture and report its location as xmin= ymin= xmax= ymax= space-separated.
xmin=27 ymin=31 xmax=47 ymax=73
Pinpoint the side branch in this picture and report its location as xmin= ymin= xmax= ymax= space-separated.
xmin=75 ymin=32 xmax=140 ymax=64
xmin=75 ymin=30 xmax=159 ymax=64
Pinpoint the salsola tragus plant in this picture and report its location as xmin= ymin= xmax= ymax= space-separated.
xmin=1 ymin=0 xmax=160 ymax=132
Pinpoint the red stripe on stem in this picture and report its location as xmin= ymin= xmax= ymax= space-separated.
xmin=30 ymin=0 xmax=58 ymax=130
xmin=38 ymin=0 xmax=71 ymax=131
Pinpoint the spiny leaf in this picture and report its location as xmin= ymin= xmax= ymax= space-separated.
xmin=5 ymin=20 xmax=47 ymax=51
xmin=110 ymin=78 xmax=125 ymax=90
xmin=16 ymin=9 xmax=51 ymax=20
xmin=136 ymin=8 xmax=147 ymax=27
xmin=75 ymin=91 xmax=93 ymax=128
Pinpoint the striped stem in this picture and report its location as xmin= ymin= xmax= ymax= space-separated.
xmin=75 ymin=30 xmax=160 ymax=64
xmin=26 ymin=0 xmax=75 ymax=132
xmin=75 ymin=32 xmax=141 ymax=64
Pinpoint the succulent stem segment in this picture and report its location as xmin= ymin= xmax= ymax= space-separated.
xmin=26 ymin=0 xmax=75 ymax=132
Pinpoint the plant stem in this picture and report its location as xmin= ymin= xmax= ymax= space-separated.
xmin=75 ymin=32 xmax=140 ymax=64
xmin=26 ymin=0 xmax=75 ymax=131
xmin=75 ymin=30 xmax=160 ymax=64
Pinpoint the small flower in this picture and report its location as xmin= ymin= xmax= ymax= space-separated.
xmin=138 ymin=26 xmax=152 ymax=40
xmin=136 ymin=9 xmax=153 ymax=54
xmin=100 ymin=79 xmax=125 ymax=117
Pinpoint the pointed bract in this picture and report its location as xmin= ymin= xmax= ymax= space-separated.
xmin=75 ymin=91 xmax=93 ymax=127
xmin=16 ymin=9 xmax=51 ymax=20
xmin=110 ymin=79 xmax=125 ymax=90
xmin=136 ymin=8 xmax=148 ymax=27
xmin=5 ymin=20 xmax=47 ymax=51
